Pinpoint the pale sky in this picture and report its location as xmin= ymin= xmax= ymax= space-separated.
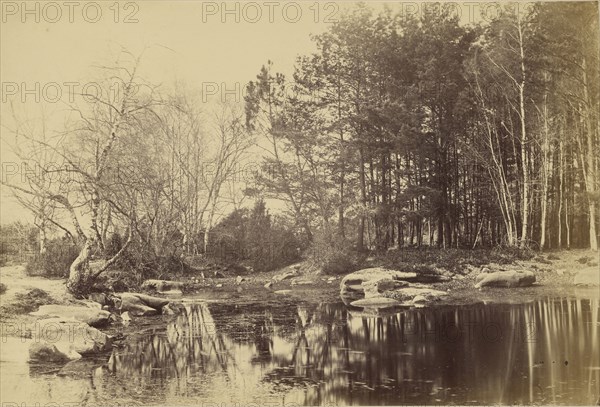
xmin=0 ymin=0 xmax=577 ymax=225
xmin=1 ymin=1 xmax=352 ymax=224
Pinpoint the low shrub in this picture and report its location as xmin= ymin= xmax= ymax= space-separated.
xmin=309 ymin=229 xmax=363 ymax=275
xmin=490 ymin=246 xmax=535 ymax=263
xmin=206 ymin=200 xmax=303 ymax=272
xmin=25 ymin=239 xmax=80 ymax=278
xmin=104 ymin=232 xmax=123 ymax=257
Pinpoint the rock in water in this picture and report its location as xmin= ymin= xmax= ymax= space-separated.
xmin=117 ymin=293 xmax=169 ymax=316
xmin=412 ymin=295 xmax=428 ymax=304
xmin=361 ymin=277 xmax=409 ymax=297
xmin=340 ymin=268 xmax=417 ymax=302
xmin=474 ymin=270 xmax=536 ymax=288
xmin=29 ymin=342 xmax=81 ymax=362
xmin=28 ymin=318 xmax=113 ymax=362
xmin=161 ymin=303 xmax=177 ymax=316
xmin=350 ymin=297 xmax=400 ymax=308
xmin=30 ymin=305 xmax=113 ymax=328
xmin=142 ymin=279 xmax=186 ymax=293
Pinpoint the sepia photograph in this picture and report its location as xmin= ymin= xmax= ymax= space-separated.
xmin=0 ymin=1 xmax=599 ymax=405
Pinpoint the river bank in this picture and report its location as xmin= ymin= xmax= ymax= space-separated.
xmin=1 ymin=248 xmax=598 ymax=335
xmin=1 ymin=249 xmax=599 ymax=405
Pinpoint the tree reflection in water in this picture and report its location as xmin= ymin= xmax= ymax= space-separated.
xmin=83 ymin=298 xmax=600 ymax=405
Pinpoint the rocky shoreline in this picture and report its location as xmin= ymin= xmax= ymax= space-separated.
xmin=0 ymin=249 xmax=597 ymax=363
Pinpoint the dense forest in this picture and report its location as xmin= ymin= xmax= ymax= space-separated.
xmin=1 ymin=2 xmax=598 ymax=294
xmin=244 ymin=2 xmax=599 ymax=252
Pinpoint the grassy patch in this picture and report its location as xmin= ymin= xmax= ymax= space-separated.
xmin=370 ymin=247 xmax=535 ymax=275
xmin=0 ymin=288 xmax=55 ymax=318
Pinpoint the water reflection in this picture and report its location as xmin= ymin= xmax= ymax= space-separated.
xmin=2 ymin=297 xmax=599 ymax=405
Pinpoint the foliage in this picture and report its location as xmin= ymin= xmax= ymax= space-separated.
xmin=104 ymin=232 xmax=123 ymax=257
xmin=0 ymin=222 xmax=38 ymax=265
xmin=308 ymin=228 xmax=363 ymax=275
xmin=378 ymin=247 xmax=535 ymax=275
xmin=25 ymin=238 xmax=80 ymax=278
xmin=245 ymin=3 xmax=599 ymax=252
xmin=207 ymin=200 xmax=303 ymax=272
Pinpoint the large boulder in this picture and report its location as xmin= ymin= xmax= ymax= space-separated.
xmin=474 ymin=270 xmax=536 ymax=288
xmin=340 ymin=268 xmax=417 ymax=302
xmin=573 ymin=266 xmax=599 ymax=286
xmin=28 ymin=318 xmax=113 ymax=362
xmin=116 ymin=293 xmax=169 ymax=316
xmin=30 ymin=305 xmax=114 ymax=328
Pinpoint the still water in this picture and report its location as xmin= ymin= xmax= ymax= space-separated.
xmin=2 ymin=297 xmax=599 ymax=406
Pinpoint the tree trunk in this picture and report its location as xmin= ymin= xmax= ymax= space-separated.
xmin=539 ymin=91 xmax=550 ymax=250
xmin=516 ymin=12 xmax=529 ymax=249
xmin=39 ymin=226 xmax=47 ymax=255
xmin=581 ymin=57 xmax=598 ymax=250
xmin=558 ymin=138 xmax=564 ymax=248
xmin=357 ymin=148 xmax=367 ymax=251
xmin=66 ymin=238 xmax=93 ymax=296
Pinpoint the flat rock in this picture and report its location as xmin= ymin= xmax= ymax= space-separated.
xmin=362 ymin=277 xmax=409 ymax=297
xmin=390 ymin=287 xmax=448 ymax=301
xmin=30 ymin=305 xmax=113 ymax=328
xmin=475 ymin=270 xmax=536 ymax=288
xmin=573 ymin=266 xmax=599 ymax=286
xmin=28 ymin=318 xmax=113 ymax=362
xmin=274 ymin=290 xmax=292 ymax=295
xmin=291 ymin=279 xmax=312 ymax=286
xmin=340 ymin=268 xmax=418 ymax=302
xmin=350 ymin=296 xmax=401 ymax=308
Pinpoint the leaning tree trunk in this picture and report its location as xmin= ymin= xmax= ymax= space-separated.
xmin=66 ymin=238 xmax=94 ymax=297
xmin=66 ymin=227 xmax=133 ymax=296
